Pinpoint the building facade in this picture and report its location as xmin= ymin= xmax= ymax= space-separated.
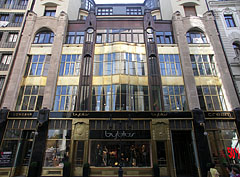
xmin=0 ymin=0 xmax=239 ymax=177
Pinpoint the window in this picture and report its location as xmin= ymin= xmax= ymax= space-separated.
xmin=7 ymin=33 xmax=18 ymax=43
xmin=66 ymin=32 xmax=84 ymax=44
xmin=197 ymin=85 xmax=227 ymax=111
xmin=233 ymin=42 xmax=240 ymax=57
xmin=24 ymin=55 xmax=50 ymax=76
xmin=162 ymin=85 xmax=188 ymax=111
xmin=0 ymin=54 xmax=12 ymax=71
xmin=224 ymin=15 xmax=236 ymax=27
xmin=0 ymin=14 xmax=9 ymax=21
xmin=93 ymin=53 xmax=147 ymax=76
xmin=59 ymin=55 xmax=81 ymax=76
xmin=126 ymin=7 xmax=142 ymax=15
xmin=15 ymin=85 xmax=44 ymax=110
xmin=14 ymin=14 xmax=23 ymax=23
xmin=85 ymin=0 xmax=94 ymax=11
xmin=19 ymin=0 xmax=28 ymax=6
xmin=86 ymin=28 xmax=94 ymax=42
xmin=43 ymin=120 xmax=71 ymax=167
xmin=186 ymin=31 xmax=207 ymax=44
xmin=79 ymin=85 xmax=89 ymax=111
xmin=156 ymin=32 xmax=174 ymax=44
xmin=184 ymin=6 xmax=197 ymax=17
xmin=0 ymin=76 xmax=5 ymax=95
xmin=53 ymin=85 xmax=77 ymax=111
xmin=92 ymin=84 xmax=149 ymax=111
xmin=33 ymin=31 xmax=54 ymax=44
xmin=152 ymin=85 xmax=161 ymax=111
xmin=159 ymin=54 xmax=182 ymax=76
xmin=97 ymin=8 xmax=113 ymax=16
xmin=44 ymin=6 xmax=56 ymax=17
xmin=191 ymin=54 xmax=216 ymax=76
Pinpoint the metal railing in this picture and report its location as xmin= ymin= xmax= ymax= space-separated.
xmin=1 ymin=42 xmax=16 ymax=48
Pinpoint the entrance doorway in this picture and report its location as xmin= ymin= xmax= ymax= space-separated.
xmin=172 ymin=131 xmax=198 ymax=177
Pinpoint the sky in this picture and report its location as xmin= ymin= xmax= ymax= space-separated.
xmin=94 ymin=0 xmax=144 ymax=4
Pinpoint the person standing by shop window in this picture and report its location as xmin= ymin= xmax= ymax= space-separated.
xmin=141 ymin=144 xmax=147 ymax=166
xmin=95 ymin=144 xmax=102 ymax=166
xmin=130 ymin=145 xmax=136 ymax=167
xmin=102 ymin=146 xmax=108 ymax=166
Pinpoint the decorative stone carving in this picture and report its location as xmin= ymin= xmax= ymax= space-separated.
xmin=152 ymin=119 xmax=170 ymax=140
xmin=73 ymin=121 xmax=89 ymax=140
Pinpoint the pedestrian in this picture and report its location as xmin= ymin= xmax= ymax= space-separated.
xmin=232 ymin=168 xmax=240 ymax=177
xmin=210 ymin=163 xmax=220 ymax=177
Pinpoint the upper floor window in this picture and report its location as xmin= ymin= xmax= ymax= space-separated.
xmin=19 ymin=0 xmax=28 ymax=6
xmin=184 ymin=6 xmax=197 ymax=17
xmin=0 ymin=54 xmax=12 ymax=71
xmin=224 ymin=15 xmax=236 ymax=27
xmin=66 ymin=32 xmax=84 ymax=44
xmin=126 ymin=7 xmax=142 ymax=15
xmin=186 ymin=30 xmax=207 ymax=44
xmin=59 ymin=55 xmax=81 ymax=76
xmin=44 ymin=6 xmax=56 ymax=17
xmin=85 ymin=0 xmax=94 ymax=11
xmin=159 ymin=54 xmax=182 ymax=76
xmin=33 ymin=30 xmax=54 ymax=44
xmin=0 ymin=14 xmax=9 ymax=21
xmin=97 ymin=8 xmax=113 ymax=16
xmin=0 ymin=76 xmax=5 ymax=95
xmin=156 ymin=32 xmax=174 ymax=44
xmin=7 ymin=33 xmax=18 ymax=43
xmin=233 ymin=42 xmax=240 ymax=57
xmin=14 ymin=14 xmax=23 ymax=23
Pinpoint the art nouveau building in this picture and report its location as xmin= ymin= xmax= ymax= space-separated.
xmin=0 ymin=0 xmax=239 ymax=177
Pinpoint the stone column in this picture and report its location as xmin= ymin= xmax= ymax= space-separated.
xmin=41 ymin=12 xmax=68 ymax=109
xmin=172 ymin=12 xmax=200 ymax=110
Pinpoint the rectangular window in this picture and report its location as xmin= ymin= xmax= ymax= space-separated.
xmin=126 ymin=7 xmax=142 ymax=15
xmin=224 ymin=15 xmax=236 ymax=27
xmin=191 ymin=54 xmax=216 ymax=76
xmin=44 ymin=6 xmax=56 ymax=17
xmin=53 ymin=85 xmax=78 ymax=111
xmin=156 ymin=32 xmax=174 ymax=44
xmin=66 ymin=32 xmax=85 ymax=44
xmin=0 ymin=54 xmax=12 ymax=71
xmin=0 ymin=14 xmax=9 ymax=21
xmin=7 ymin=33 xmax=18 ymax=43
xmin=25 ymin=55 xmax=50 ymax=76
xmin=14 ymin=14 xmax=23 ymax=23
xmin=15 ymin=85 xmax=44 ymax=111
xmin=97 ymin=8 xmax=113 ymax=16
xmin=44 ymin=120 xmax=72 ymax=167
xmin=0 ymin=76 xmax=5 ymax=95
xmin=19 ymin=0 xmax=28 ymax=6
xmin=59 ymin=55 xmax=81 ymax=76
xmin=184 ymin=6 xmax=197 ymax=17
xmin=162 ymin=85 xmax=188 ymax=111
xmin=159 ymin=54 xmax=182 ymax=76
xmin=197 ymin=85 xmax=227 ymax=111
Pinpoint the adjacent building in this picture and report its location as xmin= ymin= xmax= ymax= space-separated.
xmin=0 ymin=0 xmax=239 ymax=177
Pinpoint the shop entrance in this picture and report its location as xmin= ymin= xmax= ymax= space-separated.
xmin=172 ymin=131 xmax=198 ymax=177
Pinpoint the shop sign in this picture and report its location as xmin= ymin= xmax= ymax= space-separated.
xmin=204 ymin=111 xmax=233 ymax=118
xmin=89 ymin=130 xmax=151 ymax=139
xmin=0 ymin=151 xmax=12 ymax=167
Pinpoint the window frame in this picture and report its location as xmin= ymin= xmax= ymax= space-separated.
xmin=33 ymin=31 xmax=54 ymax=44
xmin=224 ymin=14 xmax=236 ymax=28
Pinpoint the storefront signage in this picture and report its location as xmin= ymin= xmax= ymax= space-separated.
xmin=89 ymin=130 xmax=151 ymax=139
xmin=227 ymin=147 xmax=240 ymax=159
xmin=8 ymin=111 xmax=36 ymax=118
xmin=0 ymin=152 xmax=12 ymax=167
xmin=204 ymin=111 xmax=233 ymax=118
xmin=72 ymin=112 xmax=90 ymax=118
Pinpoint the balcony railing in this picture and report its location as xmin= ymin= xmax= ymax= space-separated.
xmin=7 ymin=22 xmax=22 ymax=27
xmin=0 ymin=42 xmax=16 ymax=48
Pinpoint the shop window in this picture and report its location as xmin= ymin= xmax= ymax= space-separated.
xmin=162 ymin=85 xmax=188 ymax=111
xmin=0 ymin=119 xmax=37 ymax=168
xmin=59 ymin=54 xmax=81 ymax=76
xmin=94 ymin=53 xmax=147 ymax=76
xmin=24 ymin=55 xmax=50 ymax=76
xmin=156 ymin=141 xmax=167 ymax=166
xmin=0 ymin=54 xmax=12 ymax=71
xmin=43 ymin=120 xmax=72 ymax=167
xmin=0 ymin=76 xmax=5 ymax=95
xmin=191 ymin=54 xmax=216 ymax=76
xmin=7 ymin=33 xmax=18 ymax=43
xmin=159 ymin=54 xmax=182 ymax=76
xmin=97 ymin=8 xmax=113 ymax=16
xmin=224 ymin=15 xmax=236 ymax=27
xmin=156 ymin=32 xmax=174 ymax=44
xmin=184 ymin=6 xmax=197 ymax=17
xmin=66 ymin=32 xmax=84 ymax=44
xmin=44 ymin=6 xmax=56 ymax=17
xmin=170 ymin=120 xmax=192 ymax=130
xmin=0 ymin=14 xmax=9 ymax=21
xmin=126 ymin=7 xmax=142 ymax=15
xmin=92 ymin=84 xmax=149 ymax=111
xmin=53 ymin=85 xmax=78 ymax=111
xmin=233 ymin=42 xmax=240 ymax=57
xmin=186 ymin=30 xmax=207 ymax=44
xmin=33 ymin=30 xmax=54 ymax=44
xmin=15 ymin=85 xmax=44 ymax=111
xmin=197 ymin=85 xmax=227 ymax=111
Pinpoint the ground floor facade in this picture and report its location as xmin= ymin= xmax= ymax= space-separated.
xmin=0 ymin=110 xmax=239 ymax=177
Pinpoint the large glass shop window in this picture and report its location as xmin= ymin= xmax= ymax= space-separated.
xmin=43 ymin=120 xmax=72 ymax=167
xmin=89 ymin=120 xmax=151 ymax=167
xmin=206 ymin=120 xmax=240 ymax=169
xmin=0 ymin=119 xmax=37 ymax=167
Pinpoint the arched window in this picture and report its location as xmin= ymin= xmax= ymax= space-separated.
xmin=186 ymin=28 xmax=207 ymax=44
xmin=233 ymin=42 xmax=240 ymax=57
xmin=33 ymin=30 xmax=54 ymax=44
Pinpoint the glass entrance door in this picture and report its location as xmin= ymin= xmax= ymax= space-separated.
xmin=172 ymin=130 xmax=198 ymax=177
